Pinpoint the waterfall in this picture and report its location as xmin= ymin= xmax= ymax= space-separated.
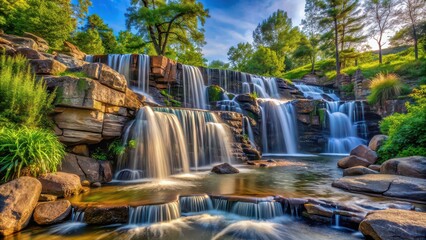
xmin=231 ymin=201 xmax=284 ymax=219
xmin=258 ymin=99 xmax=298 ymax=154
xmin=180 ymin=194 xmax=213 ymax=213
xmin=251 ymin=77 xmax=280 ymax=99
xmin=182 ymin=65 xmax=207 ymax=109
xmin=85 ymin=55 xmax=94 ymax=62
xmin=243 ymin=117 xmax=256 ymax=148
xmin=71 ymin=208 xmax=85 ymax=222
xmin=326 ymin=101 xmax=366 ymax=153
xmin=116 ymin=106 xmax=235 ymax=180
xmin=216 ymin=98 xmax=242 ymax=113
xmin=294 ymin=83 xmax=339 ymax=101
xmin=129 ymin=201 xmax=180 ymax=224
xmin=137 ymin=54 xmax=150 ymax=93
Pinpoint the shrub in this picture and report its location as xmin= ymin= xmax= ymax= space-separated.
xmin=208 ymin=85 xmax=224 ymax=102
xmin=0 ymin=54 xmax=55 ymax=128
xmin=367 ymin=73 xmax=402 ymax=106
xmin=0 ymin=127 xmax=65 ymax=182
xmin=377 ymin=85 xmax=426 ymax=162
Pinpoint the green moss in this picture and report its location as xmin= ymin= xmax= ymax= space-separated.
xmin=59 ymin=70 xmax=89 ymax=78
xmin=208 ymin=85 xmax=224 ymax=102
xmin=341 ymin=83 xmax=354 ymax=93
xmin=318 ymin=108 xmax=326 ymax=127
xmin=249 ymin=92 xmax=258 ymax=100
xmin=77 ymin=78 xmax=89 ymax=93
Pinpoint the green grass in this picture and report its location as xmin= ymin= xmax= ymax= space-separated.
xmin=0 ymin=54 xmax=55 ymax=128
xmin=58 ymin=70 xmax=89 ymax=78
xmin=367 ymin=73 xmax=403 ymax=106
xmin=0 ymin=127 xmax=65 ymax=182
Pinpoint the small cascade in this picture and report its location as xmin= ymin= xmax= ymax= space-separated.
xmin=258 ymin=99 xmax=298 ymax=155
xmin=326 ymin=101 xmax=366 ymax=153
xmin=242 ymin=82 xmax=251 ymax=94
xmin=180 ymin=194 xmax=213 ymax=213
xmin=71 ymin=208 xmax=85 ymax=222
xmin=294 ymin=83 xmax=339 ymax=101
xmin=115 ymin=106 xmax=189 ymax=180
xmin=84 ymin=55 xmax=94 ymax=63
xmin=129 ymin=201 xmax=181 ymax=224
xmin=182 ymin=65 xmax=207 ymax=109
xmin=137 ymin=54 xmax=150 ymax=93
xmin=243 ymin=117 xmax=256 ymax=147
xmin=251 ymin=77 xmax=279 ymax=99
xmin=216 ymin=98 xmax=242 ymax=113
xmin=211 ymin=198 xmax=232 ymax=212
xmin=231 ymin=201 xmax=284 ymax=219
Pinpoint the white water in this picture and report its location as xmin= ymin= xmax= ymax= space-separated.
xmin=294 ymin=83 xmax=339 ymax=101
xmin=180 ymin=194 xmax=213 ymax=213
xmin=231 ymin=201 xmax=284 ymax=219
xmin=243 ymin=117 xmax=256 ymax=148
xmin=129 ymin=201 xmax=181 ymax=224
xmin=182 ymin=65 xmax=207 ymax=109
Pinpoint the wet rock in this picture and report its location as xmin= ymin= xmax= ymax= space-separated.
xmin=267 ymin=159 xmax=276 ymax=163
xmin=71 ymin=145 xmax=90 ymax=157
xmin=337 ymin=155 xmax=371 ymax=169
xmin=39 ymin=194 xmax=58 ymax=202
xmin=246 ymin=161 xmax=256 ymax=165
xmin=33 ymin=200 xmax=71 ymax=225
xmin=92 ymin=182 xmax=101 ymax=188
xmin=304 ymin=203 xmax=333 ymax=217
xmin=60 ymin=154 xmax=113 ymax=183
xmin=29 ymin=59 xmax=67 ymax=75
xmin=84 ymin=205 xmax=129 ymax=225
xmin=359 ymin=209 xmax=426 ymax=240
xmin=343 ymin=166 xmax=378 ymax=176
xmin=350 ymin=145 xmax=377 ymax=164
xmin=211 ymin=163 xmax=239 ymax=174
xmin=259 ymin=163 xmax=268 ymax=167
xmin=368 ymin=164 xmax=381 ymax=171
xmin=294 ymin=99 xmax=316 ymax=113
xmin=0 ymin=177 xmax=42 ymax=236
xmin=380 ymin=156 xmax=426 ymax=179
xmin=81 ymin=180 xmax=91 ymax=187
xmin=368 ymin=135 xmax=388 ymax=151
xmin=332 ymin=174 xmax=426 ymax=201
xmin=38 ymin=172 xmax=82 ymax=197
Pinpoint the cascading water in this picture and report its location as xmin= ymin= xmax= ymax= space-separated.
xmin=243 ymin=117 xmax=256 ymax=148
xmin=258 ymin=99 xmax=298 ymax=155
xmin=116 ymin=106 xmax=235 ymax=180
xmin=129 ymin=201 xmax=181 ymax=224
xmin=294 ymin=83 xmax=367 ymax=154
xmin=180 ymin=194 xmax=213 ymax=213
xmin=182 ymin=65 xmax=207 ymax=109
xmin=251 ymin=77 xmax=280 ymax=98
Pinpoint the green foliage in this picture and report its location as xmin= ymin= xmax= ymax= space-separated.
xmin=0 ymin=55 xmax=55 ymax=128
xmin=0 ymin=0 xmax=28 ymax=27
xmin=115 ymin=31 xmax=147 ymax=54
xmin=126 ymin=0 xmax=209 ymax=56
xmin=341 ymin=83 xmax=354 ymax=93
xmin=173 ymin=45 xmax=207 ymax=67
xmin=160 ymin=90 xmax=182 ymax=107
xmin=249 ymin=92 xmax=258 ymax=100
xmin=227 ymin=42 xmax=254 ymax=71
xmin=208 ymin=60 xmax=230 ymax=70
xmin=378 ymin=85 xmax=426 ymax=162
xmin=367 ymin=73 xmax=402 ymax=106
xmin=0 ymin=127 xmax=65 ymax=182
xmin=91 ymin=147 xmax=108 ymax=161
xmin=71 ymin=28 xmax=105 ymax=54
xmin=59 ymin=70 xmax=88 ymax=78
xmin=208 ymin=85 xmax=224 ymax=102
xmin=243 ymin=46 xmax=284 ymax=76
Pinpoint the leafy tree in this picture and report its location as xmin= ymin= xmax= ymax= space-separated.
xmin=208 ymin=60 xmax=230 ymax=69
xmin=0 ymin=0 xmax=28 ymax=28
xmin=252 ymin=10 xmax=302 ymax=70
xmin=365 ymin=0 xmax=396 ymax=64
xmin=395 ymin=0 xmax=426 ymax=59
xmin=173 ymin=44 xmax=207 ymax=66
xmin=243 ymin=46 xmax=283 ymax=76
xmin=116 ymin=30 xmax=147 ymax=54
xmin=82 ymin=14 xmax=118 ymax=53
xmin=227 ymin=42 xmax=253 ymax=71
xmin=71 ymin=29 xmax=105 ymax=54
xmin=126 ymin=0 xmax=209 ymax=56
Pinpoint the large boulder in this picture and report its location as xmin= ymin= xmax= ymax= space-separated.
xmin=15 ymin=47 xmax=46 ymax=60
xmin=380 ymin=156 xmax=426 ymax=179
xmin=60 ymin=153 xmax=113 ymax=183
xmin=38 ymin=172 xmax=82 ymax=197
xmin=0 ymin=33 xmax=38 ymax=49
xmin=55 ymin=53 xmax=86 ymax=69
xmin=332 ymin=174 xmax=426 ymax=201
xmin=350 ymin=145 xmax=377 ymax=164
xmin=61 ymin=41 xmax=86 ymax=60
xmin=84 ymin=205 xmax=129 ymax=224
xmin=0 ymin=177 xmax=42 ymax=236
xmin=337 ymin=155 xmax=371 ymax=169
xmin=211 ymin=163 xmax=239 ymax=174
xmin=33 ymin=200 xmax=71 ymax=225
xmin=368 ymin=135 xmax=388 ymax=151
xmin=29 ymin=59 xmax=67 ymax=75
xmin=359 ymin=209 xmax=426 ymax=240
xmin=82 ymin=63 xmax=127 ymax=92
xmin=22 ymin=32 xmax=49 ymax=52
xmin=343 ymin=166 xmax=378 ymax=176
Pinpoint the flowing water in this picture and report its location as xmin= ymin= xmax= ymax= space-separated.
xmin=182 ymin=65 xmax=207 ymax=109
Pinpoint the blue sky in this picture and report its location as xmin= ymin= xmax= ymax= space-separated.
xmin=82 ymin=0 xmax=306 ymax=62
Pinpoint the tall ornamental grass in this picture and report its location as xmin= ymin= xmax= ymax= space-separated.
xmin=0 ymin=54 xmax=55 ymax=127
xmin=0 ymin=127 xmax=65 ymax=182
xmin=367 ymin=73 xmax=402 ymax=106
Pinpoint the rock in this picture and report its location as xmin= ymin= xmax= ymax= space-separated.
xmin=81 ymin=180 xmax=91 ymax=187
xmin=0 ymin=177 xmax=42 ymax=236
xmin=294 ymin=100 xmax=316 ymax=113
xmin=359 ymin=209 xmax=426 ymax=240
xmin=38 ymin=172 xmax=82 ymax=197
xmin=29 ymin=59 xmax=67 ymax=75
xmin=259 ymin=163 xmax=268 ymax=167
xmin=82 ymin=63 xmax=127 ymax=92
xmin=54 ymin=108 xmax=104 ymax=134
xmin=380 ymin=156 xmax=426 ymax=179
xmin=61 ymin=41 xmax=86 ymax=60
xmin=304 ymin=203 xmax=334 ymax=217
xmin=337 ymin=155 xmax=371 ymax=169
xmin=92 ymin=182 xmax=101 ymax=188
xmin=39 ymin=194 xmax=58 ymax=202
xmin=343 ymin=166 xmax=378 ymax=176
xmin=71 ymin=145 xmax=90 ymax=157
xmin=350 ymin=145 xmax=377 ymax=164
xmin=23 ymin=32 xmax=49 ymax=52
xmin=332 ymin=174 xmax=426 ymax=201
xmin=0 ymin=43 xmax=16 ymax=56
xmin=55 ymin=53 xmax=86 ymax=69
xmin=368 ymin=135 xmax=388 ymax=151
xmin=60 ymin=129 xmax=103 ymax=145
xmin=15 ymin=47 xmax=46 ymax=60
xmin=60 ymin=154 xmax=113 ymax=183
xmin=102 ymin=113 xmax=128 ymax=138
xmin=33 ymin=200 xmax=71 ymax=225
xmin=84 ymin=205 xmax=129 ymax=225
xmin=0 ymin=33 xmax=38 ymax=49
xmin=246 ymin=161 xmax=256 ymax=165
xmin=211 ymin=163 xmax=239 ymax=174
xmin=99 ymin=161 xmax=113 ymax=183
xmin=369 ymin=164 xmax=381 ymax=171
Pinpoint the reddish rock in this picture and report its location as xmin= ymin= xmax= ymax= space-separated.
xmin=368 ymin=135 xmax=388 ymax=151
xmin=380 ymin=156 xmax=426 ymax=179
xmin=33 ymin=200 xmax=71 ymax=225
xmin=337 ymin=155 xmax=371 ymax=169
xmin=350 ymin=145 xmax=377 ymax=164
xmin=38 ymin=172 xmax=82 ymax=197
xmin=29 ymin=59 xmax=67 ymax=75
xmin=84 ymin=205 xmax=129 ymax=225
xmin=211 ymin=163 xmax=239 ymax=174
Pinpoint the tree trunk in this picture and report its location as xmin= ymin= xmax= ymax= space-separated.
xmin=334 ymin=18 xmax=340 ymax=74
xmin=379 ymin=44 xmax=383 ymax=64
xmin=413 ymin=24 xmax=418 ymax=60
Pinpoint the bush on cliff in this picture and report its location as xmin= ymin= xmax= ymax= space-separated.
xmin=0 ymin=127 xmax=65 ymax=182
xmin=0 ymin=54 xmax=55 ymax=128
xmin=367 ymin=73 xmax=403 ymax=106
xmin=378 ymin=85 xmax=426 ymax=162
